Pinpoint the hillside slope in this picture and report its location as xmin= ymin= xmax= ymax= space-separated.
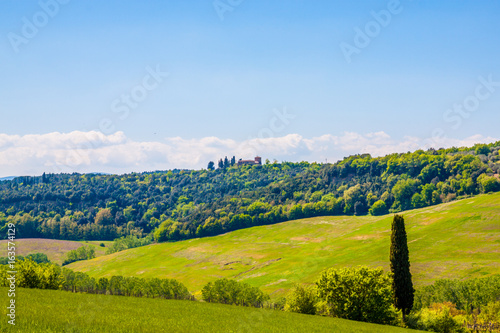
xmin=68 ymin=192 xmax=500 ymax=298
xmin=0 ymin=239 xmax=112 ymax=264
xmin=0 ymin=287 xmax=421 ymax=333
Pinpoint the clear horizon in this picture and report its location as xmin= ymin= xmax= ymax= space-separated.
xmin=1 ymin=0 xmax=499 ymax=177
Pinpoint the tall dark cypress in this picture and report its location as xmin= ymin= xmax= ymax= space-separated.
xmin=390 ymin=214 xmax=414 ymax=321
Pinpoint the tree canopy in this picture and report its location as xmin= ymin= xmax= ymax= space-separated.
xmin=0 ymin=142 xmax=499 ymax=242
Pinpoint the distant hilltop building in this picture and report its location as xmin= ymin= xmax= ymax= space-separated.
xmin=237 ymin=156 xmax=262 ymax=166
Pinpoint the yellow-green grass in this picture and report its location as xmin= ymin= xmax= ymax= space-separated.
xmin=0 ymin=239 xmax=112 ymax=264
xmin=0 ymin=287 xmax=422 ymax=333
xmin=68 ymin=193 xmax=500 ymax=299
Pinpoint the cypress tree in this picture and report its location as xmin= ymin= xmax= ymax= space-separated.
xmin=390 ymin=214 xmax=414 ymax=322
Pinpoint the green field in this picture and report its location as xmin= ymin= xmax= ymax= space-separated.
xmin=0 ymin=238 xmax=113 ymax=264
xmin=68 ymin=192 xmax=500 ymax=299
xmin=0 ymin=287 xmax=422 ymax=332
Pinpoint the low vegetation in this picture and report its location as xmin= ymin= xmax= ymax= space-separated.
xmin=408 ymin=275 xmax=500 ymax=332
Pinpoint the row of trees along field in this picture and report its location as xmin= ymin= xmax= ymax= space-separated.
xmin=0 ymin=142 xmax=499 ymax=241
xmin=0 ymin=258 xmax=193 ymax=300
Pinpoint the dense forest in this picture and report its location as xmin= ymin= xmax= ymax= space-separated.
xmin=1 ymin=142 xmax=499 ymax=242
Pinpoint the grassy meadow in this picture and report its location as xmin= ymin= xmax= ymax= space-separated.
xmin=0 ymin=238 xmax=112 ymax=264
xmin=0 ymin=287 xmax=422 ymax=332
xmin=68 ymin=192 xmax=500 ymax=299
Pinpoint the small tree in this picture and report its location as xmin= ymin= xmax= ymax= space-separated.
xmin=316 ymin=266 xmax=396 ymax=324
xmin=207 ymin=161 xmax=215 ymax=170
xmin=390 ymin=214 xmax=414 ymax=322
xmin=201 ymin=278 xmax=269 ymax=308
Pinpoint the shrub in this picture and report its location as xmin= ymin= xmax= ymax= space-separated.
xmin=478 ymin=301 xmax=500 ymax=325
xmin=284 ymin=285 xmax=317 ymax=315
xmin=407 ymin=303 xmax=466 ymax=333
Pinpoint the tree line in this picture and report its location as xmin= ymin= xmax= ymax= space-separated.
xmin=62 ymin=245 xmax=96 ymax=265
xmin=0 ymin=143 xmax=499 ymax=242
xmin=0 ymin=259 xmax=193 ymax=301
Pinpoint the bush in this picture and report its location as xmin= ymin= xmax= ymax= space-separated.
xmin=201 ymin=278 xmax=269 ymax=308
xmin=478 ymin=300 xmax=500 ymax=324
xmin=407 ymin=303 xmax=466 ymax=333
xmin=316 ymin=266 xmax=397 ymax=325
xmin=284 ymin=285 xmax=317 ymax=315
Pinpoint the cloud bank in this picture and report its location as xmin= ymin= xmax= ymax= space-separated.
xmin=0 ymin=131 xmax=497 ymax=177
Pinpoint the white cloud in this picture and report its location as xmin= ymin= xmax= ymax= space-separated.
xmin=0 ymin=131 xmax=497 ymax=177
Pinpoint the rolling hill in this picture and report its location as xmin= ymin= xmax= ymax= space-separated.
xmin=68 ymin=192 xmax=500 ymax=298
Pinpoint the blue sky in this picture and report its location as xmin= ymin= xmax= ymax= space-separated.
xmin=1 ymin=0 xmax=499 ymax=176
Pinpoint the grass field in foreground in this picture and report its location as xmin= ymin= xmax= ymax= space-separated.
xmin=68 ymin=192 xmax=500 ymax=299
xmin=0 ymin=287 xmax=422 ymax=333
xmin=0 ymin=239 xmax=113 ymax=264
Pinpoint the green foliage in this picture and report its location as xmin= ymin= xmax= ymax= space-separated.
xmin=477 ymin=174 xmax=500 ymax=193
xmin=392 ymin=179 xmax=420 ymax=211
xmin=316 ymin=266 xmax=397 ymax=325
xmin=154 ymin=219 xmax=181 ymax=242
xmin=0 ymin=260 xmax=192 ymax=301
xmin=0 ymin=252 xmax=50 ymax=265
xmin=284 ymin=285 xmax=317 ymax=315
xmin=407 ymin=303 xmax=466 ymax=333
xmin=478 ymin=300 xmax=500 ymax=324
xmin=411 ymin=193 xmax=426 ymax=209
xmin=390 ymin=215 xmax=414 ymax=317
xmin=0 ymin=258 xmax=62 ymax=289
xmin=474 ymin=144 xmax=490 ymax=155
xmin=105 ymin=235 xmax=152 ymax=254
xmin=68 ymin=192 xmax=500 ymax=300
xmin=201 ymin=278 xmax=269 ymax=308
xmin=62 ymin=245 xmax=95 ymax=265
xmin=94 ymin=208 xmax=113 ymax=225
xmin=369 ymin=200 xmax=388 ymax=216
xmin=1 ymin=142 xmax=499 ymax=243
xmin=413 ymin=275 xmax=500 ymax=312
